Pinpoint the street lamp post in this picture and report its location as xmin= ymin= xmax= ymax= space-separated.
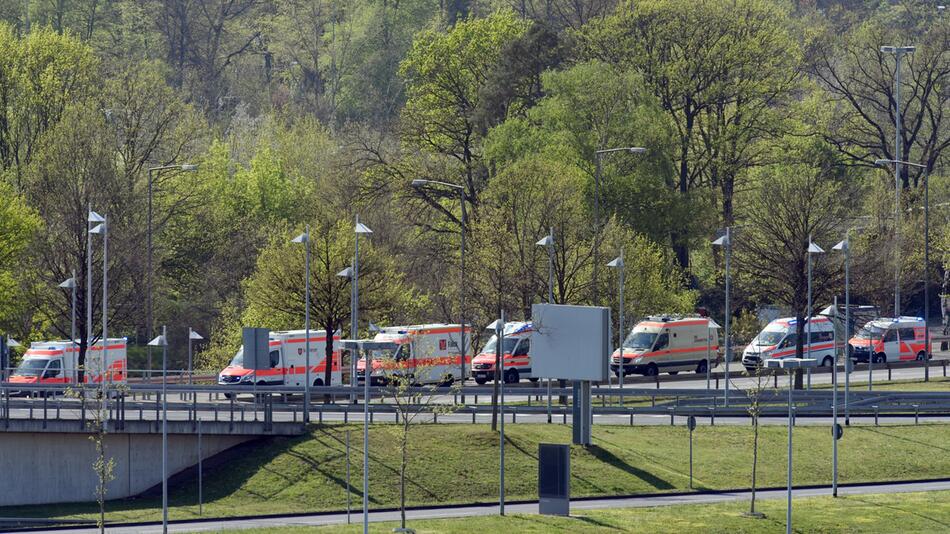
xmin=833 ymin=235 xmax=851 ymax=425
xmin=411 ymin=180 xmax=467 ymax=390
xmin=536 ymin=229 xmax=555 ymax=423
xmin=765 ymin=357 xmax=818 ymax=534
xmin=291 ymin=227 xmax=311 ymax=421
xmin=488 ymin=316 xmax=506 ymax=516
xmin=593 ymin=147 xmax=647 ymax=306
xmin=807 ymin=238 xmax=825 ymax=389
xmin=146 ymin=164 xmax=198 ymax=381
xmin=59 ymin=274 xmax=77 ymax=359
xmin=354 ymin=215 xmax=373 ymax=382
xmin=86 ymin=209 xmax=103 ymax=382
xmin=879 ymin=46 xmax=916 ymax=317
xmin=89 ymin=216 xmax=109 ymax=418
xmin=147 ymin=328 xmax=169 ymax=534
xmin=607 ymin=252 xmax=625 ymax=405
xmin=875 ymin=158 xmax=930 ymax=380
xmin=712 ymin=228 xmax=732 ymax=406
xmin=188 ymin=328 xmax=203 ymax=386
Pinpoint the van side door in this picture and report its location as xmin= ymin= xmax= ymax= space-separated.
xmin=653 ymin=331 xmax=671 ymax=367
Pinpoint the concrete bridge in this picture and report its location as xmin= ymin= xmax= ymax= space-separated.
xmin=0 ymin=407 xmax=304 ymax=507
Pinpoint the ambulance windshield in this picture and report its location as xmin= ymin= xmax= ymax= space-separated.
xmin=623 ymin=331 xmax=656 ymax=350
xmin=229 ymin=348 xmax=244 ymax=367
xmin=856 ymin=324 xmax=885 ymax=339
xmin=370 ymin=345 xmax=405 ymax=361
xmin=482 ymin=335 xmax=518 ymax=355
xmin=754 ymin=331 xmax=785 ymax=346
xmin=15 ymin=358 xmax=49 ymax=376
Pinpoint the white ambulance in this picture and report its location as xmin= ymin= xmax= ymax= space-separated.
xmin=471 ymin=321 xmax=535 ymax=384
xmin=848 ymin=316 xmax=927 ymax=364
xmin=8 ymin=338 xmax=128 ymax=389
xmin=356 ymin=324 xmax=472 ymax=385
xmin=741 ymin=316 xmax=837 ymax=371
xmin=217 ymin=329 xmax=341 ymax=387
xmin=610 ymin=316 xmax=716 ymax=377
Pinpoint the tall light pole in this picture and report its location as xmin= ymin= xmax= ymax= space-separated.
xmin=147 ymin=328 xmax=169 ymax=534
xmin=188 ymin=328 xmax=203 ymax=386
xmin=807 ymin=238 xmax=825 ymax=389
xmin=536 ymin=229 xmax=555 ymax=423
xmin=59 ymin=274 xmax=77 ymax=355
xmin=292 ymin=227 xmax=311 ymax=421
xmin=411 ymin=180 xmax=467 ymax=388
xmin=488 ymin=315 xmax=506 ymax=516
xmin=607 ymin=251 xmax=625 ymax=404
xmin=833 ymin=235 xmax=851 ymax=425
xmin=880 ymin=45 xmax=915 ymax=317
xmin=706 ymin=319 xmax=721 ymax=390
xmin=875 ymin=158 xmax=929 ymax=380
xmin=593 ymin=147 xmax=647 ymax=305
xmin=337 ymin=265 xmax=355 ymax=401
xmin=712 ymin=228 xmax=732 ymax=406
xmin=87 ymin=210 xmax=104 ymax=379
xmin=354 ymin=215 xmax=373 ymax=374
xmin=90 ymin=216 xmax=109 ymax=401
xmin=146 ymin=164 xmax=198 ymax=381
xmin=765 ymin=357 xmax=818 ymax=534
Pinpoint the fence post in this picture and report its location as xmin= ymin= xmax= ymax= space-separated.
xmin=914 ymin=405 xmax=919 ymax=425
xmin=873 ymin=405 xmax=879 ymax=426
xmin=887 ymin=366 xmax=891 ymax=381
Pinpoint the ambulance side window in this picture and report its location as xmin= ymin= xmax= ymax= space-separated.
xmin=653 ymin=334 xmax=669 ymax=351
xmin=44 ymin=359 xmax=62 ymax=378
xmin=883 ymin=329 xmax=897 ymax=342
xmin=514 ymin=339 xmax=530 ymax=356
xmin=780 ymin=334 xmax=797 ymax=348
xmin=898 ymin=328 xmax=915 ymax=341
xmin=269 ymin=350 xmax=280 ymax=368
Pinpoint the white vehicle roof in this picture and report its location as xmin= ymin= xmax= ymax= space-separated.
xmin=374 ymin=324 xmax=467 ymax=342
xmin=763 ymin=317 xmax=834 ymax=331
xmin=26 ymin=338 xmax=126 ymax=354
xmin=271 ymin=329 xmax=335 ymax=340
xmin=864 ymin=316 xmax=925 ymax=328
xmin=489 ymin=321 xmax=532 ymax=337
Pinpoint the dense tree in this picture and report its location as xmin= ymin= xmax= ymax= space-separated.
xmin=0 ymin=181 xmax=41 ymax=338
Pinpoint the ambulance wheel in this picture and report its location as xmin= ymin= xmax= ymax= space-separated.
xmin=916 ymin=351 xmax=927 ymax=361
xmin=474 ymin=376 xmax=487 ymax=385
xmin=439 ymin=375 xmax=455 ymax=387
xmin=668 ymin=371 xmax=679 ymax=375
xmin=822 ymin=356 xmax=833 ymax=367
xmin=644 ymin=363 xmax=659 ymax=377
xmin=873 ymin=353 xmax=887 ymax=364
xmin=695 ymin=360 xmax=708 ymax=374
xmin=312 ymin=378 xmax=324 ymax=387
xmin=504 ymin=369 xmax=519 ymax=384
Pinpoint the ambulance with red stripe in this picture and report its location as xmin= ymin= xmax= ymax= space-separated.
xmin=611 ymin=316 xmax=716 ymax=377
xmin=356 ymin=324 xmax=472 ymax=386
xmin=470 ymin=321 xmax=535 ymax=385
xmin=217 ymin=329 xmax=341 ymax=387
xmin=741 ymin=316 xmax=837 ymax=371
xmin=8 ymin=338 xmax=127 ymax=391
xmin=847 ymin=317 xmax=928 ymax=364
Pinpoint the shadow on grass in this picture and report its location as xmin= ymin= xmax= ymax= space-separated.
xmin=586 ymin=445 xmax=674 ymax=490
xmin=852 ymin=426 xmax=950 ymax=454
xmin=848 ymin=496 xmax=950 ymax=530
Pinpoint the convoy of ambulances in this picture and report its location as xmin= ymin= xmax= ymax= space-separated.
xmin=848 ymin=316 xmax=928 ymax=364
xmin=356 ymin=324 xmax=472 ymax=385
xmin=610 ymin=316 xmax=716 ymax=377
xmin=217 ymin=329 xmax=341 ymax=387
xmin=742 ymin=316 xmax=838 ymax=371
xmin=7 ymin=338 xmax=127 ymax=393
xmin=471 ymin=321 xmax=535 ymax=385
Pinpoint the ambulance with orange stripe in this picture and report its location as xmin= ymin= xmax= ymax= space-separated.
xmin=356 ymin=324 xmax=472 ymax=386
xmin=471 ymin=321 xmax=535 ymax=385
xmin=741 ymin=316 xmax=837 ymax=371
xmin=610 ymin=316 xmax=715 ymax=377
xmin=847 ymin=316 xmax=928 ymax=364
xmin=217 ymin=329 xmax=341 ymax=387
xmin=8 ymin=338 xmax=127 ymax=391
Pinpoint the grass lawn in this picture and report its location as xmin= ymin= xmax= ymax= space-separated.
xmin=224 ymin=489 xmax=950 ymax=533
xmin=5 ymin=423 xmax=950 ymax=524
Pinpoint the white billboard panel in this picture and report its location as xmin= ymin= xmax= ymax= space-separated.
xmin=531 ymin=304 xmax=610 ymax=381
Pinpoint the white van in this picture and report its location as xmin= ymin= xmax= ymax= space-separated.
xmin=742 ymin=316 xmax=836 ymax=371
xmin=848 ymin=317 xmax=927 ymax=364
xmin=610 ymin=316 xmax=716 ymax=377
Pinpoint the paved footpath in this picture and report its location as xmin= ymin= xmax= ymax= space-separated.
xmin=20 ymin=479 xmax=950 ymax=533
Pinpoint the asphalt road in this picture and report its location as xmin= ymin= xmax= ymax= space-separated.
xmin=20 ymin=478 xmax=950 ymax=533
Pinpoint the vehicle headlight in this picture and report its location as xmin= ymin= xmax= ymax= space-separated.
xmin=239 ymin=374 xmax=254 ymax=383
xmin=633 ymin=357 xmax=643 ymax=364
